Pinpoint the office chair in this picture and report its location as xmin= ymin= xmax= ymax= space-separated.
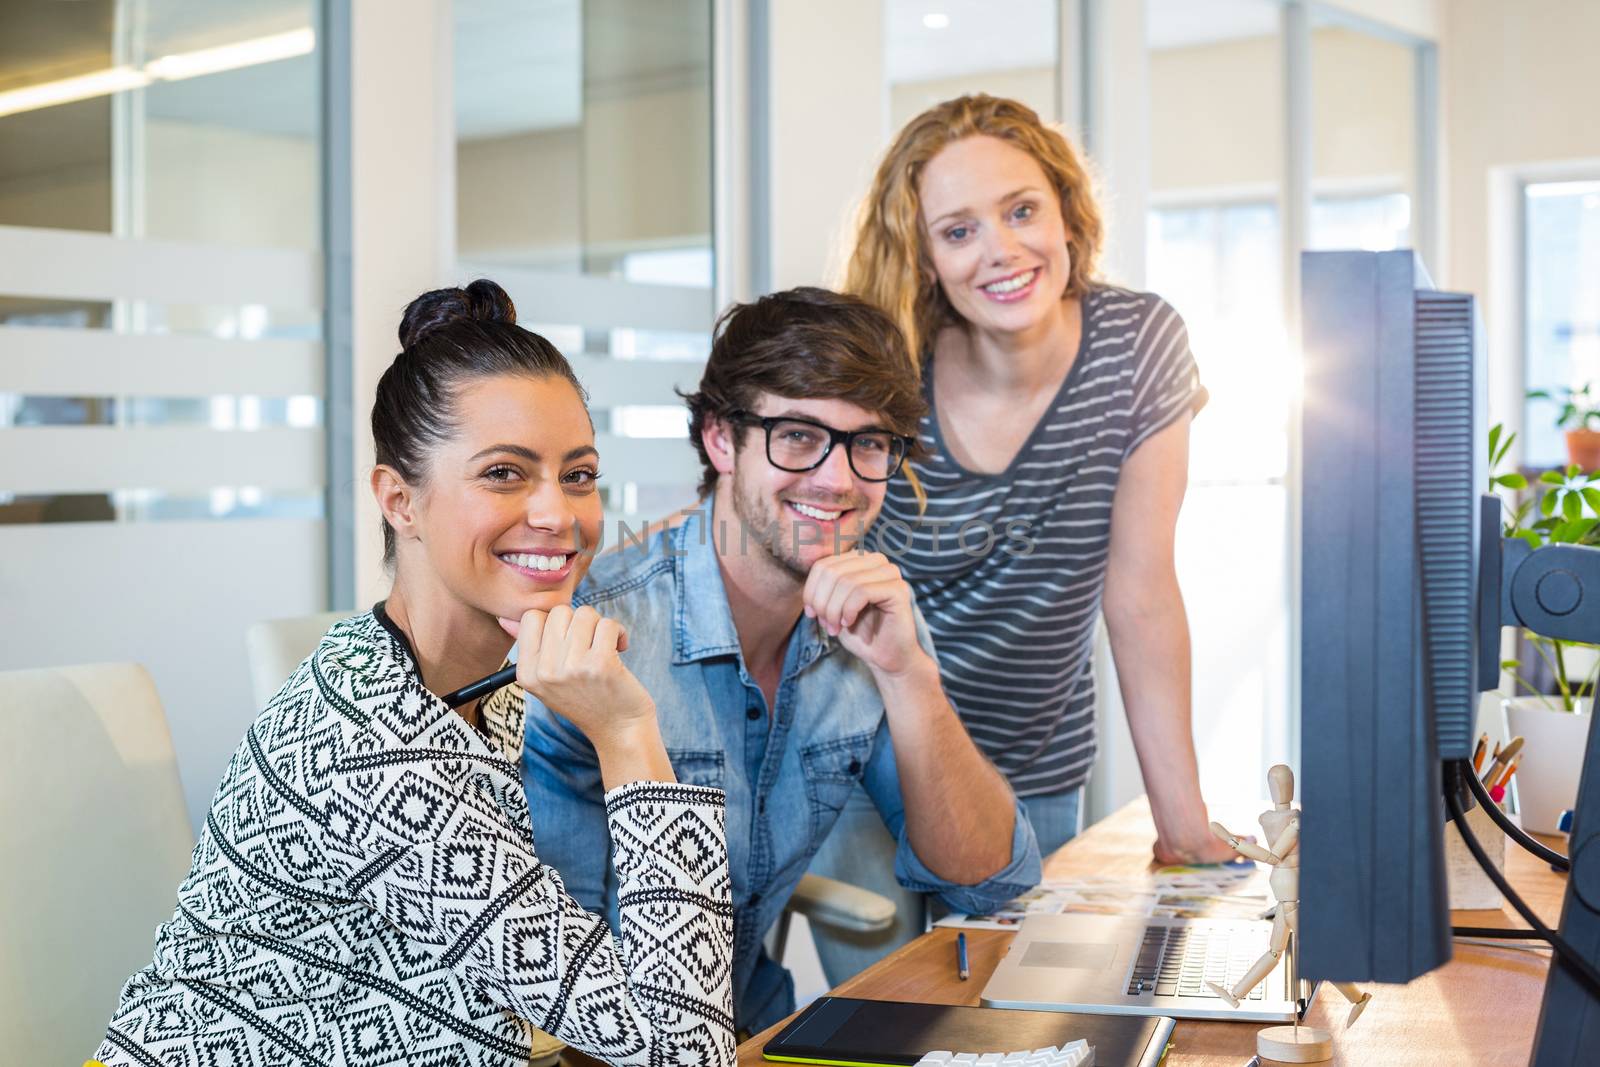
xmin=0 ymin=663 xmax=195 ymax=1066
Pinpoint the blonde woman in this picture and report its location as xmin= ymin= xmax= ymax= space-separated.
xmin=808 ymin=94 xmax=1234 ymax=981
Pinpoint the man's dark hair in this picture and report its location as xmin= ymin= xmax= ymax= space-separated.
xmin=681 ymin=286 xmax=927 ymax=498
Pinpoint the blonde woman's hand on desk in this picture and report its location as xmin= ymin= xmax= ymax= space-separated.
xmin=1152 ymin=822 xmax=1245 ymax=866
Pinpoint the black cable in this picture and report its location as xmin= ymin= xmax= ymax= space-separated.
xmin=1444 ymin=782 xmax=1600 ymax=1000
xmin=1463 ymin=761 xmax=1571 ymax=871
xmin=1452 ymin=925 xmax=1548 ymax=940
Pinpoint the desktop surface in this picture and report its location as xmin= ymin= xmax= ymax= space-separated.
xmin=735 ymin=797 xmax=1566 ymax=1067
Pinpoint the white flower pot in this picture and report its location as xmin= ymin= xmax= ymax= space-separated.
xmin=1501 ymin=696 xmax=1593 ymax=833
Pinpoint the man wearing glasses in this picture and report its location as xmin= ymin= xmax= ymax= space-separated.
xmin=520 ymin=287 xmax=1040 ymax=1035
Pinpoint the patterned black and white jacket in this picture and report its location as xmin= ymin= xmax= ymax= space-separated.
xmin=94 ymin=608 xmax=736 ymax=1067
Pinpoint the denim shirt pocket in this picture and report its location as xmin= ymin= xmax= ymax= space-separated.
xmin=799 ymin=729 xmax=875 ymax=847
xmin=667 ymin=748 xmax=727 ymax=790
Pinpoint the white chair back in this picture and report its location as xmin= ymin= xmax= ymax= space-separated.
xmin=0 ymin=663 xmax=194 ymax=1065
xmin=244 ymin=610 xmax=350 ymax=708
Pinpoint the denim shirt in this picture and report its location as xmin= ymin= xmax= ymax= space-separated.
xmin=521 ymin=512 xmax=1041 ymax=1033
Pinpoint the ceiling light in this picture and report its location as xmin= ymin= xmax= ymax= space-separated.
xmin=0 ymin=66 xmax=150 ymax=119
xmin=144 ymin=27 xmax=314 ymax=82
xmin=0 ymin=27 xmax=315 ymax=120
xmin=923 ymin=13 xmax=951 ymax=30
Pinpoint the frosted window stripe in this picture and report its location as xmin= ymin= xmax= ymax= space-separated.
xmin=466 ymin=263 xmax=711 ymax=334
xmin=593 ymin=433 xmax=701 ymax=487
xmin=0 ymin=224 xmax=320 ymax=309
xmin=0 ymin=326 xmax=323 ymax=397
xmin=0 ymin=426 xmax=322 ymax=494
xmin=566 ymin=353 xmax=704 ymax=407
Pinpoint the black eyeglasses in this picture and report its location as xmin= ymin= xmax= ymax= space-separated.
xmin=727 ymin=411 xmax=915 ymax=482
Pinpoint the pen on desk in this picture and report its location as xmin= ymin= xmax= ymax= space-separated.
xmin=956 ymin=931 xmax=970 ymax=981
xmin=1472 ymin=732 xmax=1487 ymax=773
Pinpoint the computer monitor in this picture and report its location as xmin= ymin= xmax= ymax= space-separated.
xmin=1298 ymin=248 xmax=1481 ymax=985
xmin=1296 ymin=249 xmax=1600 ymax=1063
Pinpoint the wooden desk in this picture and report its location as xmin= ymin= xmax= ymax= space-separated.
xmin=736 ymin=798 xmax=1568 ymax=1066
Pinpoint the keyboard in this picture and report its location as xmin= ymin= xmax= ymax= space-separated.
xmin=913 ymin=1041 xmax=1093 ymax=1067
xmin=1126 ymin=922 xmax=1270 ymax=1000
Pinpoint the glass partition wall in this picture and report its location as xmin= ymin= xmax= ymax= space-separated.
xmin=1144 ymin=0 xmax=1438 ymax=799
xmin=454 ymin=0 xmax=715 ymax=530
xmin=0 ymin=0 xmax=326 ymax=825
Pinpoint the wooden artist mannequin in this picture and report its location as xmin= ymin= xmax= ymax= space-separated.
xmin=1206 ymin=764 xmax=1371 ymax=1062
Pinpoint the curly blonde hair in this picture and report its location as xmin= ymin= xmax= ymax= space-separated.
xmin=842 ymin=94 xmax=1104 ymax=369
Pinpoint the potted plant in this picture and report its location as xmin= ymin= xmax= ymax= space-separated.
xmin=1489 ymin=423 xmax=1596 ymax=832
xmin=1527 ymin=383 xmax=1600 ymax=469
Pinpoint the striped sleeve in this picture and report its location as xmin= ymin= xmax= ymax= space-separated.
xmin=1126 ymin=297 xmax=1206 ymax=456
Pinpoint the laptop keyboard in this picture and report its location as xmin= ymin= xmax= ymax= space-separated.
xmin=1126 ymin=924 xmax=1270 ymax=1000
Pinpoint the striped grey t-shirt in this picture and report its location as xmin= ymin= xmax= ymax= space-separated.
xmin=869 ymin=285 xmax=1203 ymax=797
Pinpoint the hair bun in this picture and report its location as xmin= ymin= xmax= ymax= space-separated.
xmin=398 ymin=278 xmax=517 ymax=349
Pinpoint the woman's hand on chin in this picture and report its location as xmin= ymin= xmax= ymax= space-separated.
xmin=499 ymin=605 xmax=675 ymax=787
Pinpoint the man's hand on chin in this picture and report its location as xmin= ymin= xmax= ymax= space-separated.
xmin=801 ymin=551 xmax=926 ymax=678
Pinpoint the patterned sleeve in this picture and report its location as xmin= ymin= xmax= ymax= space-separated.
xmin=327 ymin=737 xmax=736 ymax=1066
xmin=1127 ymin=295 xmax=1207 ymax=456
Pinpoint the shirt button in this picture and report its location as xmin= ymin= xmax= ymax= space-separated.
xmin=746 ymin=706 xmax=762 ymax=721
xmin=749 ymin=892 xmax=762 ymax=906
xmin=847 ymin=758 xmax=862 ymax=775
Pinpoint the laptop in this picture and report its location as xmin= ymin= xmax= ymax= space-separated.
xmin=980 ymin=912 xmax=1303 ymax=1023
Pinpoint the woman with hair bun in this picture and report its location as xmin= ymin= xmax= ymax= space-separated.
xmin=809 ymin=94 xmax=1236 ymax=979
xmin=93 ymin=279 xmax=736 ymax=1067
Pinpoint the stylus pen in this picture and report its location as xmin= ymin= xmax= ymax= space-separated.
xmin=442 ymin=665 xmax=517 ymax=709
xmin=956 ymin=931 xmax=969 ymax=981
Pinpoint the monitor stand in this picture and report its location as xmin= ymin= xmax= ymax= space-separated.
xmin=1480 ymin=508 xmax=1600 ymax=1062
xmin=1530 ymin=706 xmax=1600 ymax=1064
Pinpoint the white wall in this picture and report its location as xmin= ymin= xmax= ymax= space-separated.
xmin=1441 ymin=0 xmax=1600 ymax=433
xmin=888 ymin=67 xmax=1056 ymax=131
xmin=350 ymin=0 xmax=456 ymax=607
xmin=767 ymin=0 xmax=886 ymax=289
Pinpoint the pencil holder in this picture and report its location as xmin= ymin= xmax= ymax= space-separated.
xmin=1443 ymin=799 xmax=1505 ymax=910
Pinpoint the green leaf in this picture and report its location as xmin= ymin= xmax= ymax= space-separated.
xmin=1565 ymin=491 xmax=1583 ymax=522
xmin=1584 ymin=488 xmax=1600 ymax=512
xmin=1498 ymin=429 xmax=1519 ymax=468
xmin=1496 ymin=473 xmax=1529 ymax=490
xmin=1519 ymin=529 xmax=1544 ymax=549
xmin=1528 ymin=389 xmax=1552 ymax=401
xmin=1570 ymin=464 xmax=1583 ymax=478
xmin=1541 ymin=469 xmax=1567 ymax=485
xmin=1542 ymin=489 xmax=1559 ymax=516
xmin=1562 ymin=402 xmax=1580 ymax=428
xmin=1555 ymin=518 xmax=1594 ymax=542
xmin=1501 ymin=658 xmax=1522 ymax=670
xmin=1488 ymin=423 xmax=1502 ymax=460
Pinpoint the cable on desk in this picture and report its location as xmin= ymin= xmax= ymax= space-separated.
xmin=1445 ymin=772 xmax=1600 ymax=1001
xmin=1453 ymin=936 xmax=1553 ymax=954
xmin=1451 ymin=925 xmax=1546 ymax=939
xmin=1462 ymin=764 xmax=1570 ymax=871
